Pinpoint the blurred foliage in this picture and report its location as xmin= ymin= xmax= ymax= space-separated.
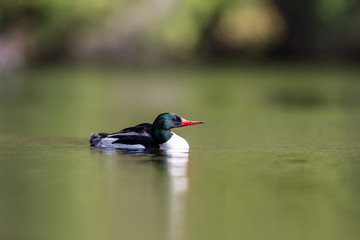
xmin=0 ymin=0 xmax=360 ymax=68
xmin=150 ymin=0 xmax=287 ymax=58
xmin=0 ymin=0 xmax=126 ymax=59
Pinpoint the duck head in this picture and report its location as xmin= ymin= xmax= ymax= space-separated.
xmin=153 ymin=113 xmax=204 ymax=129
xmin=151 ymin=113 xmax=204 ymax=143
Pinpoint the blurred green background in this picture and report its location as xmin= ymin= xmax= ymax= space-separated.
xmin=1 ymin=1 xmax=360 ymax=240
xmin=1 ymin=0 xmax=360 ymax=69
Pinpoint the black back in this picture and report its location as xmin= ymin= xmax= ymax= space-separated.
xmin=108 ymin=123 xmax=152 ymax=137
xmin=105 ymin=123 xmax=159 ymax=149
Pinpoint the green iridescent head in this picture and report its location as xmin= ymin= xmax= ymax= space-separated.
xmin=151 ymin=113 xmax=204 ymax=143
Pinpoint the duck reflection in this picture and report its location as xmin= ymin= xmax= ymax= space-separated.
xmin=163 ymin=150 xmax=189 ymax=240
xmin=90 ymin=148 xmax=189 ymax=240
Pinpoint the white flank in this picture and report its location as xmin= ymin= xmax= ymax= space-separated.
xmin=96 ymin=137 xmax=145 ymax=149
xmin=160 ymin=132 xmax=190 ymax=150
xmin=95 ymin=132 xmax=190 ymax=150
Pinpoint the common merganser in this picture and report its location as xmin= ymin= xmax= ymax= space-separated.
xmin=89 ymin=113 xmax=204 ymax=150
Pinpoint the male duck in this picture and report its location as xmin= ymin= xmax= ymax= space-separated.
xmin=89 ymin=113 xmax=204 ymax=150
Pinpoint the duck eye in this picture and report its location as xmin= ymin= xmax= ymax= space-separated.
xmin=172 ymin=117 xmax=177 ymax=121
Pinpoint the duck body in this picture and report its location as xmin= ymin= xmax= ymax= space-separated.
xmin=89 ymin=113 xmax=203 ymax=150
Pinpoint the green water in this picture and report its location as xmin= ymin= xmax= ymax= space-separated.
xmin=1 ymin=64 xmax=360 ymax=240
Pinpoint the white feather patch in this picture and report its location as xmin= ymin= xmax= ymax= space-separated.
xmin=160 ymin=132 xmax=190 ymax=150
xmin=96 ymin=137 xmax=145 ymax=149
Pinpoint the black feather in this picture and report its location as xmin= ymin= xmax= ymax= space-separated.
xmin=108 ymin=123 xmax=152 ymax=137
xmin=112 ymin=135 xmax=159 ymax=149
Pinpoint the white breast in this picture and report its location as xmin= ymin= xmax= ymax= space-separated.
xmin=160 ymin=132 xmax=190 ymax=150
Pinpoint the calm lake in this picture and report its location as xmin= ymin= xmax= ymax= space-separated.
xmin=1 ymin=64 xmax=360 ymax=240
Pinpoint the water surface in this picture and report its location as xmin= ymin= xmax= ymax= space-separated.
xmin=1 ymin=64 xmax=360 ymax=240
